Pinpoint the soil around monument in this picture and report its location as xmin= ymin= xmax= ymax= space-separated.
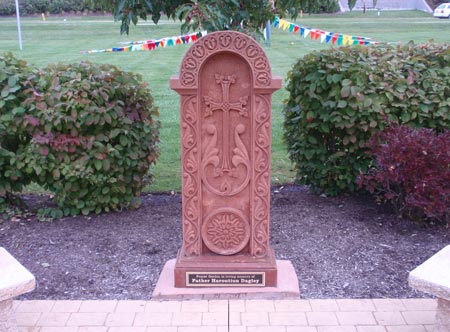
xmin=1 ymin=185 xmax=448 ymax=300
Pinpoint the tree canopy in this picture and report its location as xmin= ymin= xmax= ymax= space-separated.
xmin=93 ymin=0 xmax=332 ymax=35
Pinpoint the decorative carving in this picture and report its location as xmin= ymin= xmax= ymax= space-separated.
xmin=252 ymin=96 xmax=271 ymax=258
xmin=204 ymin=37 xmax=218 ymax=50
xmin=219 ymin=34 xmax=232 ymax=48
xmin=181 ymin=96 xmax=201 ymax=256
xmin=256 ymin=72 xmax=270 ymax=86
xmin=192 ymin=44 xmax=206 ymax=58
xmin=202 ymin=208 xmax=250 ymax=255
xmin=179 ymin=31 xmax=271 ymax=88
xmin=182 ymin=72 xmax=196 ymax=86
xmin=246 ymin=45 xmax=260 ymax=58
xmin=254 ymin=57 xmax=268 ymax=70
xmin=234 ymin=36 xmax=247 ymax=50
xmin=184 ymin=57 xmax=197 ymax=70
xmin=201 ymin=74 xmax=251 ymax=196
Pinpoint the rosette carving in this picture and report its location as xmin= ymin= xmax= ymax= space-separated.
xmin=202 ymin=208 xmax=250 ymax=255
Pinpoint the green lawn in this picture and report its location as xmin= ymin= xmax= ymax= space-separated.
xmin=1 ymin=11 xmax=449 ymax=192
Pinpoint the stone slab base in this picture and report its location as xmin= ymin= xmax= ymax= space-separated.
xmin=152 ymin=259 xmax=300 ymax=300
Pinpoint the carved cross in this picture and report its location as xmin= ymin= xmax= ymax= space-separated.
xmin=204 ymin=74 xmax=249 ymax=175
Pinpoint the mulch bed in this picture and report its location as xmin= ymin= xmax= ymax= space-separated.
xmin=1 ymin=185 xmax=448 ymax=300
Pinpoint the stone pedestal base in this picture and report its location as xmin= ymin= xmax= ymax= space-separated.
xmin=435 ymin=298 xmax=450 ymax=332
xmin=0 ymin=299 xmax=18 ymax=332
xmin=174 ymin=248 xmax=277 ymax=288
xmin=152 ymin=259 xmax=299 ymax=300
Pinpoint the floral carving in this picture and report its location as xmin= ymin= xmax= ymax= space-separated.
xmin=202 ymin=209 xmax=250 ymax=255
xmin=204 ymin=37 xmax=218 ymax=50
xmin=246 ymin=45 xmax=259 ymax=58
xmin=182 ymin=72 xmax=196 ymax=86
xmin=256 ymin=72 xmax=270 ymax=86
xmin=181 ymin=96 xmax=201 ymax=256
xmin=184 ymin=57 xmax=197 ymax=70
xmin=254 ymin=57 xmax=268 ymax=70
xmin=192 ymin=44 xmax=206 ymax=58
xmin=234 ymin=36 xmax=247 ymax=50
xmin=219 ymin=34 xmax=232 ymax=47
xmin=252 ymin=96 xmax=271 ymax=258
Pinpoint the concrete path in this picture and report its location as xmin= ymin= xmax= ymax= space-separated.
xmin=13 ymin=298 xmax=438 ymax=332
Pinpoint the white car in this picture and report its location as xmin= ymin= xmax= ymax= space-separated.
xmin=433 ymin=3 xmax=450 ymax=18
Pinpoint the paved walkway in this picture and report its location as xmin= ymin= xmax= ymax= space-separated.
xmin=14 ymin=298 xmax=438 ymax=332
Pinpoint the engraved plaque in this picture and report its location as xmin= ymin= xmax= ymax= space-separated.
xmin=186 ymin=272 xmax=265 ymax=287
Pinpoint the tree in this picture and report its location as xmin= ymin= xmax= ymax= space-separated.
xmin=93 ymin=0 xmax=328 ymax=35
xmin=348 ymin=0 xmax=357 ymax=11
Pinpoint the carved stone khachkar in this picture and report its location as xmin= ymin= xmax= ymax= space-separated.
xmin=170 ymin=31 xmax=281 ymax=287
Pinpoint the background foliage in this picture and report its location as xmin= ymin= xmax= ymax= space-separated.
xmin=283 ymin=42 xmax=450 ymax=196
xmin=91 ymin=0 xmax=340 ymax=35
xmin=0 ymin=0 xmax=102 ymax=15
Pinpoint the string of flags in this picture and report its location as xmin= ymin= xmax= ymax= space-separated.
xmin=81 ymin=18 xmax=378 ymax=54
xmin=273 ymin=17 xmax=380 ymax=45
xmin=80 ymin=31 xmax=207 ymax=54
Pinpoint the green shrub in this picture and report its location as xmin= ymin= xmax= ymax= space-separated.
xmin=22 ymin=61 xmax=160 ymax=216
xmin=0 ymin=52 xmax=35 ymax=211
xmin=283 ymin=42 xmax=450 ymax=195
xmin=0 ymin=60 xmax=160 ymax=218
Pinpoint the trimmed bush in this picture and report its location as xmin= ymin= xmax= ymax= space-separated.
xmin=0 ymin=52 xmax=34 ymax=211
xmin=0 ymin=55 xmax=160 ymax=218
xmin=358 ymin=125 xmax=450 ymax=225
xmin=283 ymin=42 xmax=450 ymax=195
xmin=19 ymin=61 xmax=160 ymax=217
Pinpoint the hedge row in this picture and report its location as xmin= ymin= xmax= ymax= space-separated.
xmin=0 ymin=0 xmax=102 ymax=16
xmin=0 ymin=52 xmax=160 ymax=218
xmin=283 ymin=42 xmax=450 ymax=196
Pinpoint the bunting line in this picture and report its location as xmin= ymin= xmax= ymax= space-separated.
xmin=81 ymin=31 xmax=207 ymax=54
xmin=273 ymin=17 xmax=380 ymax=46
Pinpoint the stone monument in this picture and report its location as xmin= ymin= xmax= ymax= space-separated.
xmin=170 ymin=30 xmax=281 ymax=288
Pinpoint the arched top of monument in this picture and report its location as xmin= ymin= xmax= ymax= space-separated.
xmin=177 ymin=31 xmax=272 ymax=89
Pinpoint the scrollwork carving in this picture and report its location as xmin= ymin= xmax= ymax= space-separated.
xmin=181 ymin=96 xmax=201 ymax=256
xmin=252 ymin=95 xmax=271 ymax=258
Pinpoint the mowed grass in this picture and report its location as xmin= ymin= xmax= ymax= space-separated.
xmin=0 ymin=11 xmax=449 ymax=192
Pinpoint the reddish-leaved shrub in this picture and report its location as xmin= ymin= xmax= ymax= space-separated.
xmin=358 ymin=125 xmax=450 ymax=225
